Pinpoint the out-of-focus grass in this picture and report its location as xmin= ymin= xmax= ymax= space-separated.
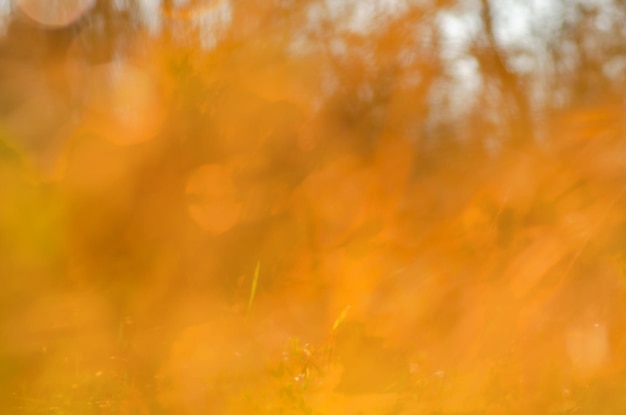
xmin=2 ymin=3 xmax=626 ymax=415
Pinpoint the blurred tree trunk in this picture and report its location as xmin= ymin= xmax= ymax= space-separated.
xmin=479 ymin=0 xmax=533 ymax=146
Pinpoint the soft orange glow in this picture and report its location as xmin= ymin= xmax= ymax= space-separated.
xmin=2 ymin=2 xmax=626 ymax=414
xmin=85 ymin=62 xmax=164 ymax=146
xmin=186 ymin=163 xmax=242 ymax=234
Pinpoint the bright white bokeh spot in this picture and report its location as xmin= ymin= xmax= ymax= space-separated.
xmin=437 ymin=10 xmax=482 ymax=60
xmin=194 ymin=0 xmax=232 ymax=50
xmin=136 ymin=0 xmax=162 ymax=34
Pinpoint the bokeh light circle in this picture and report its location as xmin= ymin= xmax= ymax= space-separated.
xmin=18 ymin=0 xmax=95 ymax=28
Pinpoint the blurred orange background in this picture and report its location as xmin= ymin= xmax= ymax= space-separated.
xmin=2 ymin=1 xmax=626 ymax=414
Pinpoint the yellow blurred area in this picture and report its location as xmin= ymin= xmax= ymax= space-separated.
xmin=2 ymin=1 xmax=626 ymax=414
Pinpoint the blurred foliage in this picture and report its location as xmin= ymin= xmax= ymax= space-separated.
xmin=2 ymin=0 xmax=626 ymax=414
